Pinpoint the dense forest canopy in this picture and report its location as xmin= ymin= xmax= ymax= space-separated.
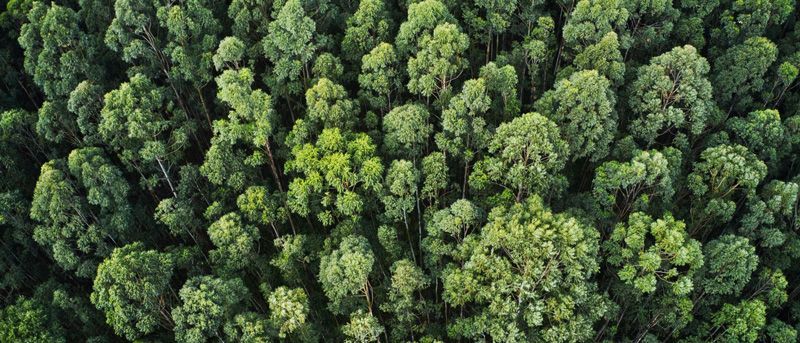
xmin=2 ymin=0 xmax=800 ymax=341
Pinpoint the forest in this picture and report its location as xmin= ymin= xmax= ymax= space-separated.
xmin=1 ymin=0 xmax=800 ymax=341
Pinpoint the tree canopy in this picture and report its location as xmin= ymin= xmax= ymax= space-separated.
xmin=3 ymin=0 xmax=800 ymax=341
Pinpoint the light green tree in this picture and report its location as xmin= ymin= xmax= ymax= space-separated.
xmin=442 ymin=195 xmax=606 ymax=342
xmin=407 ymin=23 xmax=470 ymax=101
xmin=383 ymin=104 xmax=432 ymax=159
xmin=285 ymin=128 xmax=383 ymax=226
xmin=470 ymin=112 xmax=568 ymax=201
xmin=318 ymin=235 xmax=376 ymax=315
xmin=628 ymin=45 xmax=716 ymax=146
xmin=172 ymin=276 xmax=249 ymax=343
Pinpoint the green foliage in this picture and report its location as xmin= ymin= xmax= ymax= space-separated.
xmin=6 ymin=1 xmax=800 ymax=341
xmin=382 ymin=103 xmax=432 ymax=158
xmin=422 ymin=199 xmax=484 ymax=275
xmin=381 ymin=259 xmax=429 ymax=340
xmin=470 ymin=112 xmax=568 ymax=200
xmin=708 ymin=299 xmax=766 ymax=342
xmin=0 ymin=296 xmax=65 ymax=343
xmin=208 ymin=213 xmax=261 ymax=274
xmin=90 ymin=243 xmax=175 ymax=340
xmin=99 ymin=73 xmax=191 ymax=188
xmin=688 ymin=144 xmax=767 ymax=226
xmin=318 ymin=235 xmax=375 ymax=314
xmin=407 ymin=23 xmax=470 ymax=100
xmin=285 ymin=128 xmax=383 ymax=226
xmin=267 ymin=286 xmax=310 ymax=338
xmin=592 ymin=147 xmax=680 ymax=219
xmin=435 ymin=78 xmax=491 ymax=164
xmin=562 ymin=0 xmax=628 ymax=52
xmin=395 ymin=0 xmax=453 ymax=56
xmin=262 ymin=0 xmax=316 ymax=97
xmin=305 ymin=77 xmax=358 ymax=132
xmin=442 ymin=195 xmax=606 ymax=342
xmin=536 ymin=69 xmax=617 ymax=161
xmin=30 ymin=148 xmax=131 ymax=278
xmin=606 ymin=212 xmax=703 ymax=295
xmin=628 ymin=45 xmax=716 ymax=145
xmin=700 ymin=235 xmax=759 ymax=296
xmin=342 ymin=309 xmax=384 ymax=342
xmin=359 ymin=43 xmax=402 ymax=111
xmin=382 ymin=160 xmax=419 ymax=222
xmin=573 ymin=31 xmax=625 ymax=85
xmin=713 ymin=37 xmax=778 ymax=112
xmin=342 ymin=0 xmax=392 ymax=62
xmin=172 ymin=276 xmax=249 ymax=342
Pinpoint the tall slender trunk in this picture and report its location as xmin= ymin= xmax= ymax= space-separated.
xmin=265 ymin=141 xmax=297 ymax=234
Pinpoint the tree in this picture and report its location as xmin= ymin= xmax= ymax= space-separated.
xmin=262 ymin=0 xmax=316 ymax=97
xmin=172 ymin=276 xmax=249 ymax=343
xmin=573 ymin=31 xmax=625 ymax=85
xmin=380 ymin=259 xmax=429 ymax=340
xmin=358 ymin=43 xmax=402 ymax=112
xmin=628 ymin=45 xmax=716 ymax=146
xmin=342 ymin=309 xmax=384 ymax=343
xmin=700 ymin=235 xmax=759 ymax=297
xmin=267 ymin=286 xmax=310 ymax=339
xmin=201 ymin=67 xmax=277 ymax=192
xmin=422 ymin=199 xmax=484 ymax=276
xmin=0 ymin=296 xmax=66 ymax=343
xmin=342 ymin=0 xmax=392 ymax=62
xmin=90 ymin=243 xmax=175 ymax=341
xmin=606 ymin=212 xmax=703 ymax=295
xmin=535 ymin=69 xmax=616 ymax=161
xmin=208 ymin=213 xmax=261 ymax=274
xmin=462 ymin=0 xmax=517 ymax=62
xmin=604 ymin=212 xmax=703 ymax=339
xmin=381 ymin=160 xmax=420 ymax=261
xmin=227 ymin=0 xmax=271 ymax=61
xmin=621 ymin=0 xmax=679 ymax=58
xmin=99 ymin=73 xmax=192 ymax=194
xmin=237 ymin=186 xmax=290 ymax=236
xmin=312 ymin=52 xmax=344 ymax=83
xmin=223 ymin=312 xmax=271 ymax=343
xmin=470 ymin=112 xmax=568 ymax=201
xmin=435 ymin=78 xmax=491 ymax=181
xmin=740 ymin=180 xmax=799 ymax=249
xmin=706 ymin=299 xmax=766 ymax=342
xmin=711 ymin=0 xmax=794 ymax=46
xmin=407 ymin=23 xmax=470 ymax=101
xmin=687 ymin=144 xmax=767 ymax=230
xmin=18 ymin=2 xmax=101 ymax=144
xmin=442 ymin=195 xmax=606 ymax=342
xmin=318 ymin=235 xmax=375 ymax=315
xmin=382 ymin=104 xmax=432 ymax=158
xmin=562 ymin=0 xmax=628 ymax=53
xmin=382 ymin=160 xmax=419 ymax=223
xmin=712 ymin=37 xmax=778 ymax=112
xmin=155 ymin=0 xmax=221 ymax=95
xmin=420 ymin=151 xmax=449 ymax=206
xmin=304 ymin=78 xmax=358 ymax=132
xmin=395 ymin=0 xmax=453 ymax=56
xmin=727 ymin=109 xmax=788 ymax=169
xmin=479 ymin=62 xmax=520 ymax=122
xmin=592 ymin=147 xmax=680 ymax=219
xmin=285 ymin=128 xmax=383 ymax=226
xmin=67 ymin=80 xmax=105 ymax=145
xmin=30 ymin=148 xmax=132 ymax=278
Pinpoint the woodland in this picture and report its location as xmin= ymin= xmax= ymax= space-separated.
xmin=2 ymin=0 xmax=800 ymax=342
